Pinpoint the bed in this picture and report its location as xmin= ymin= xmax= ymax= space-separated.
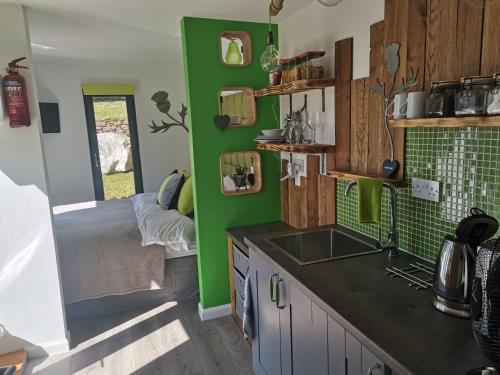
xmin=53 ymin=193 xmax=197 ymax=317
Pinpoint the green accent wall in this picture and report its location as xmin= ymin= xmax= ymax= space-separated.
xmin=337 ymin=127 xmax=500 ymax=262
xmin=181 ymin=17 xmax=281 ymax=309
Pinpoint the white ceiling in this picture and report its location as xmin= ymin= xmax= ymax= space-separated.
xmin=3 ymin=0 xmax=313 ymax=62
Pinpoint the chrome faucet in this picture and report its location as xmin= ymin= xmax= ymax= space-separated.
xmin=345 ymin=181 xmax=399 ymax=257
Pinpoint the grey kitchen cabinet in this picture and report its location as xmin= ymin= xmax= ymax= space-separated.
xmin=362 ymin=346 xmax=385 ymax=375
xmin=346 ymin=332 xmax=385 ymax=375
xmin=250 ymin=249 xmax=291 ymax=375
xmin=250 ymin=248 xmax=388 ymax=375
xmin=289 ymin=282 xmax=328 ymax=375
xmin=346 ymin=331 xmax=362 ymax=375
xmin=328 ymin=317 xmax=346 ymax=375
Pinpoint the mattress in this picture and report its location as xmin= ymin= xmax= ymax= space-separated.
xmin=53 ymin=196 xmax=196 ymax=304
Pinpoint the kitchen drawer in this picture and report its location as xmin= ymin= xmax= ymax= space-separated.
xmin=233 ymin=244 xmax=249 ymax=275
xmin=235 ymin=291 xmax=245 ymax=321
xmin=233 ymin=268 xmax=246 ymax=298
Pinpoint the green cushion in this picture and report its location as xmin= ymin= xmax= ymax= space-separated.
xmin=157 ymin=170 xmax=178 ymax=203
xmin=177 ymin=176 xmax=194 ymax=215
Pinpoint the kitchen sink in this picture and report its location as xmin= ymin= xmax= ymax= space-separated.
xmin=268 ymin=227 xmax=381 ymax=265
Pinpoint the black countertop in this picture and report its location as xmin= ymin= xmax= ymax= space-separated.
xmin=228 ymin=222 xmax=491 ymax=375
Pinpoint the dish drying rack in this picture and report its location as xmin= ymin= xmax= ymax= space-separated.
xmin=385 ymin=262 xmax=434 ymax=290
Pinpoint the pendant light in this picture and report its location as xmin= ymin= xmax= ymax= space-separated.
xmin=318 ymin=0 xmax=343 ymax=6
xmin=260 ymin=9 xmax=280 ymax=73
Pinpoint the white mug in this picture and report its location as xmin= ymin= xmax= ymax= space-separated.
xmin=406 ymin=91 xmax=427 ymax=119
xmin=393 ymin=93 xmax=408 ymax=119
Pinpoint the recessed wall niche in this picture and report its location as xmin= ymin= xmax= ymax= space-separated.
xmin=219 ymin=87 xmax=256 ymax=126
xmin=220 ymin=151 xmax=262 ymax=196
xmin=219 ymin=31 xmax=252 ymax=67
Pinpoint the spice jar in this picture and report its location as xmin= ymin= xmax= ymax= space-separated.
xmin=299 ymin=51 xmax=326 ymax=79
xmin=289 ymin=57 xmax=301 ymax=82
xmin=280 ymin=58 xmax=291 ymax=84
xmin=455 ymin=76 xmax=494 ymax=116
xmin=425 ymin=80 xmax=460 ymax=117
xmin=487 ymin=73 xmax=500 ymax=115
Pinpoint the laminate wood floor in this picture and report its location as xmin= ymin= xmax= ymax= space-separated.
xmin=25 ymin=299 xmax=253 ymax=375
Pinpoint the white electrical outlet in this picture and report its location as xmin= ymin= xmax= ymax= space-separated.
xmin=411 ymin=177 xmax=441 ymax=202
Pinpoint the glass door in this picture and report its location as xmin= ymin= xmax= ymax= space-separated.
xmin=83 ymin=95 xmax=143 ymax=200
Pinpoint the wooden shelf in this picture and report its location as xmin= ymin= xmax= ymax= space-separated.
xmin=254 ymin=78 xmax=335 ymax=97
xmin=389 ymin=115 xmax=500 ymax=128
xmin=256 ymin=143 xmax=335 ymax=154
xmin=327 ymin=170 xmax=404 ymax=185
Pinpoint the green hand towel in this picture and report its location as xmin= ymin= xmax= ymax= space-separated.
xmin=357 ymin=177 xmax=384 ymax=224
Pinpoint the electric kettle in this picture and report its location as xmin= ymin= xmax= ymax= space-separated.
xmin=433 ymin=208 xmax=498 ymax=318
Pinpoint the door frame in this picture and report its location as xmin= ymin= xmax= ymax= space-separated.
xmin=83 ymin=94 xmax=144 ymax=200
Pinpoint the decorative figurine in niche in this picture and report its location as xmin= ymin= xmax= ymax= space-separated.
xmin=219 ymin=31 xmax=251 ymax=67
xmin=220 ymin=151 xmax=261 ymax=196
xmin=148 ymin=91 xmax=188 ymax=133
xmin=371 ymin=42 xmax=418 ymax=178
xmin=225 ymin=38 xmax=243 ymax=65
xmin=233 ymin=166 xmax=248 ymax=192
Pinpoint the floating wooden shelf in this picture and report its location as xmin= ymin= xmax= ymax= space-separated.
xmin=256 ymin=143 xmax=335 ymax=154
xmin=254 ymin=78 xmax=335 ymax=97
xmin=389 ymin=115 xmax=500 ymax=128
xmin=327 ymin=170 xmax=405 ymax=185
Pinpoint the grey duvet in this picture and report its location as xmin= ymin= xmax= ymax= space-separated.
xmin=54 ymin=199 xmax=165 ymax=304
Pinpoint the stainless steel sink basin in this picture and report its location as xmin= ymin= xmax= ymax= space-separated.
xmin=268 ymin=227 xmax=381 ymax=265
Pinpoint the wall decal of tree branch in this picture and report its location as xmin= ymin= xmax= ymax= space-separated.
xmin=148 ymin=91 xmax=189 ymax=133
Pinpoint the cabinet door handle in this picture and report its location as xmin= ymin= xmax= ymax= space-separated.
xmin=276 ymin=278 xmax=286 ymax=309
xmin=269 ymin=273 xmax=278 ymax=302
xmin=367 ymin=363 xmax=382 ymax=375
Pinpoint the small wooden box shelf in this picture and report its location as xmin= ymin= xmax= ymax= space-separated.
xmin=256 ymin=143 xmax=335 ymax=154
xmin=389 ymin=115 xmax=500 ymax=128
xmin=327 ymin=170 xmax=404 ymax=186
xmin=254 ymin=78 xmax=335 ymax=97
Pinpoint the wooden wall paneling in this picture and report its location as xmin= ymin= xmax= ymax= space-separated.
xmin=382 ymin=0 xmax=427 ymax=180
xmin=406 ymin=0 xmax=427 ymax=91
xmin=425 ymin=0 xmax=458 ymax=88
xmin=288 ymin=175 xmax=302 ymax=228
xmin=367 ymin=21 xmax=386 ymax=177
xmin=319 ymin=152 xmax=336 ymax=226
xmin=481 ymin=0 xmax=500 ymax=75
xmin=304 ymin=155 xmax=319 ymax=228
xmin=456 ymin=0 xmax=484 ymax=78
xmin=350 ymin=78 xmax=369 ymax=175
xmin=334 ymin=38 xmax=353 ymax=171
xmin=425 ymin=0 xmax=483 ymax=89
xmin=281 ymin=158 xmax=290 ymax=224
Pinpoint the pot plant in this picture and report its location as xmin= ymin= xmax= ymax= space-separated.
xmin=233 ymin=166 xmax=248 ymax=192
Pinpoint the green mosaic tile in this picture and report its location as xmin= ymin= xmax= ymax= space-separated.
xmin=336 ymin=127 xmax=500 ymax=263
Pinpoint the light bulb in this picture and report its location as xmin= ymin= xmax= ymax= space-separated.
xmin=260 ymin=31 xmax=280 ymax=73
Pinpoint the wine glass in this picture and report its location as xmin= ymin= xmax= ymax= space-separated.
xmin=307 ymin=111 xmax=321 ymax=144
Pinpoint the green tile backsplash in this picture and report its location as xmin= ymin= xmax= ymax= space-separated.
xmin=336 ymin=127 xmax=500 ymax=262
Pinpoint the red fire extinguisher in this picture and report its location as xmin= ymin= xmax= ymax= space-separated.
xmin=3 ymin=57 xmax=31 ymax=127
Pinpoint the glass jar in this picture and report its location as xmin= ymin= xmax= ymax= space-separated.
xmin=299 ymin=51 xmax=326 ymax=80
xmin=289 ymin=57 xmax=302 ymax=82
xmin=454 ymin=76 xmax=495 ymax=116
xmin=486 ymin=73 xmax=500 ymax=115
xmin=280 ymin=58 xmax=291 ymax=84
xmin=425 ymin=80 xmax=460 ymax=117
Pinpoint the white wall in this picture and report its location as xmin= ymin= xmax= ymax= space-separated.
xmin=34 ymin=56 xmax=190 ymax=206
xmin=278 ymin=0 xmax=384 ymax=144
xmin=0 ymin=4 xmax=68 ymax=357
